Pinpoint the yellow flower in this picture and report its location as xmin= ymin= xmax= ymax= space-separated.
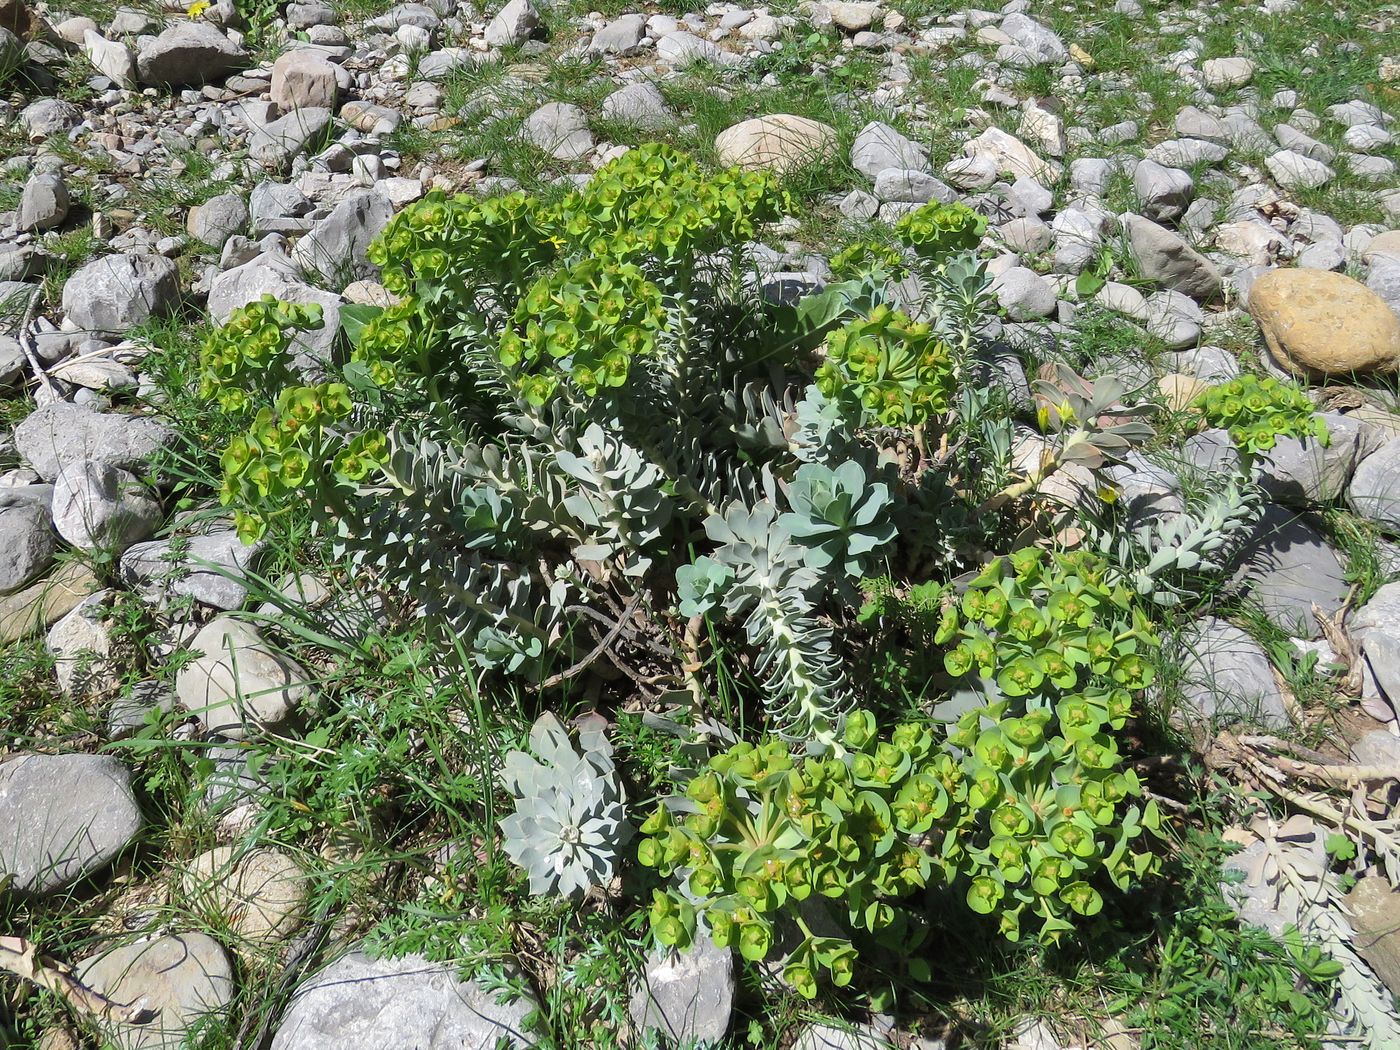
xmin=187 ymin=0 xmax=211 ymax=18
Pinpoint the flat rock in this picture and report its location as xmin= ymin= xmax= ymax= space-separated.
xmin=176 ymin=616 xmax=312 ymax=738
xmin=600 ymin=82 xmax=672 ymax=128
xmin=628 ymin=938 xmax=734 ymax=1046
xmin=50 ymin=459 xmax=161 ymax=553
xmin=269 ymin=950 xmax=540 ymax=1049
xmin=964 ymin=125 xmax=1058 ymax=182
xmin=0 ymin=753 xmax=143 ymax=895
xmin=79 ymin=934 xmax=234 ymax=1050
xmin=0 ymin=493 xmax=56 ymax=594
xmin=271 ymin=49 xmax=341 ymax=112
xmin=1171 ymin=617 xmax=1290 ymax=731
xmin=0 ymin=560 xmax=100 ymax=645
xmin=1225 ymin=504 xmax=1349 ymax=638
xmin=1266 ymin=149 xmax=1334 ymax=189
xmin=120 ymin=529 xmax=265 ymax=610
xmin=1256 ymin=412 xmax=1385 ymax=506
xmin=715 ymin=114 xmax=837 ymax=174
xmin=14 ymin=402 xmax=174 ymax=483
xmin=62 ymin=253 xmax=180 ymax=334
xmin=249 ymin=106 xmax=333 ymax=171
xmin=1202 ymin=56 xmax=1254 ymax=88
xmin=992 ymin=266 xmax=1056 ymax=321
xmin=83 ymin=30 xmax=135 ymax=88
xmin=208 ymin=254 xmax=342 ymax=369
xmin=136 ymin=21 xmax=246 ymax=86
xmin=522 ymin=101 xmax=593 ymax=161
xmin=292 ymin=189 xmax=393 ymax=286
xmin=1122 ymin=213 xmax=1223 ymax=300
xmin=1249 ymin=269 xmax=1400 ymax=377
xmin=590 ymin=13 xmax=646 ymax=54
xmin=850 ymin=120 xmax=929 ymax=179
xmin=1349 ymin=436 xmax=1400 ymax=533
xmin=188 ymin=193 xmax=249 ymax=249
xmin=46 ymin=590 xmax=117 ymax=698
xmin=793 ymin=1023 xmax=893 ymax=1050
xmin=485 ymin=0 xmax=539 ymax=47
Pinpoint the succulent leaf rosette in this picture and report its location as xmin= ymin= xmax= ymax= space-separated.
xmin=500 ymin=713 xmax=633 ymax=898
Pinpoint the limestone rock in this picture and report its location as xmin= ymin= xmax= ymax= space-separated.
xmin=1350 ymin=436 xmax=1400 ymax=533
xmin=185 ymin=846 xmax=310 ymax=947
xmin=1225 ymin=504 xmax=1350 ymax=638
xmin=0 ymin=753 xmax=143 ymax=895
xmin=522 ymin=101 xmax=593 ymax=161
xmin=1172 ymin=617 xmax=1290 ymax=731
xmin=628 ymin=939 xmax=734 ymax=1046
xmin=136 ymin=21 xmax=246 ymax=86
xmin=14 ymin=402 xmax=174 ymax=483
xmin=292 ymin=190 xmax=393 ymax=286
xmin=79 ymin=934 xmax=234 ymax=1050
xmin=269 ymin=950 xmax=540 ymax=1049
xmin=121 ymin=529 xmax=265 ymax=611
xmin=271 ymin=49 xmax=340 ymax=111
xmin=1346 ymin=877 xmax=1400 ymax=998
xmin=485 ymin=0 xmax=539 ymax=47
xmin=61 ymin=253 xmax=180 ymax=334
xmin=176 ymin=617 xmax=313 ymax=738
xmin=0 ymin=560 xmax=100 ymax=645
xmin=715 ymin=114 xmax=838 ymax=174
xmin=1122 ymin=213 xmax=1223 ymax=300
xmin=50 ymin=459 xmax=161 ymax=553
xmin=0 ymin=493 xmax=55 ymax=594
xmin=17 ymin=172 xmax=69 ymax=232
xmin=46 ymin=591 xmax=117 ymax=698
xmin=1248 ymin=269 xmax=1400 ymax=377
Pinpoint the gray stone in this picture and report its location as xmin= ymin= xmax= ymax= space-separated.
xmin=1068 ymin=157 xmax=1112 ymax=198
xmin=629 ymin=938 xmax=734 ymax=1046
xmin=249 ymin=106 xmax=333 ymax=171
xmin=0 ymin=494 xmax=55 ymax=594
xmin=1122 ymin=213 xmax=1223 ymax=300
xmin=1346 ymin=877 xmax=1400 ymax=999
xmin=850 ymin=120 xmax=929 ymax=180
xmin=1175 ymin=106 xmax=1228 ymax=142
xmin=136 ymin=21 xmax=246 ymax=86
xmin=292 ymin=190 xmax=393 ymax=286
xmin=1050 ymin=208 xmax=1102 ymax=274
xmin=1172 ymin=617 xmax=1290 ymax=730
xmin=0 ymin=753 xmax=143 ymax=895
xmin=416 ymin=48 xmax=476 ymax=80
xmin=1202 ymin=56 xmax=1254 ymax=89
xmin=20 ymin=98 xmax=82 ymax=139
xmin=1255 ymin=412 xmax=1385 ymax=506
xmin=108 ymin=680 xmax=176 ymax=740
xmin=83 ymin=29 xmax=135 ymax=87
xmin=1143 ymin=289 xmax=1202 ymax=348
xmin=590 ymin=13 xmax=646 ymax=55
xmin=1007 ymin=176 xmax=1053 ymax=216
xmin=120 ymin=529 xmax=265 ymax=611
xmin=1327 ymin=100 xmax=1386 ymax=128
xmin=942 ymin=155 xmax=999 ymax=190
xmin=1104 ymin=451 xmax=1182 ymax=524
xmin=176 ymin=616 xmax=313 ymax=738
xmin=1133 ymin=159 xmax=1193 ymax=222
xmin=208 ymin=254 xmax=342 ymax=369
xmin=79 ymin=934 xmax=234 ymax=1050
xmin=62 ymin=253 xmax=179 ymax=334
xmin=18 ymin=172 xmax=69 ymax=232
xmin=656 ymin=30 xmax=735 ymax=66
xmin=269 ymin=950 xmax=539 ymax=1050
xmin=46 ymin=591 xmax=116 ymax=698
xmin=1349 ymin=436 xmax=1400 ymax=533
xmin=1266 ymin=149 xmax=1334 ymax=189
xmin=50 ymin=459 xmax=161 ymax=553
xmin=188 ymin=193 xmax=248 ymax=249
xmin=837 ymin=188 xmax=878 ymax=220
xmin=793 ymin=1023 xmax=893 ymax=1050
xmin=287 ymin=2 xmax=338 ymax=28
xmin=998 ymin=13 xmax=1067 ymax=64
xmin=1226 ymin=504 xmax=1349 ymax=638
xmin=14 ymin=403 xmax=174 ymax=483
xmin=523 ymin=102 xmax=593 ymax=161
xmin=1145 ymin=138 xmax=1230 ymax=168
xmin=873 ymin=168 xmax=954 ymax=204
xmin=250 ymin=180 xmax=312 ymax=231
xmin=1275 ymin=123 xmax=1336 ymax=164
xmin=485 ymin=0 xmax=539 ymax=47
xmin=1165 ymin=344 xmax=1240 ymax=382
xmin=600 ymin=82 xmax=673 ymax=129
xmin=1344 ymin=124 xmax=1392 ymax=152
xmin=992 ymin=266 xmax=1056 ymax=321
xmin=999 ymin=216 xmax=1052 ymax=254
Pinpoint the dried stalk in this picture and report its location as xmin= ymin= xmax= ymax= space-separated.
xmin=0 ymin=935 xmax=156 ymax=1026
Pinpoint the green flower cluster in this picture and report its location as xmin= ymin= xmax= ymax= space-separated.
xmin=815 ymin=305 xmax=956 ymax=427
xmin=369 ymin=189 xmax=556 ymax=300
xmin=936 ymin=548 xmax=1163 ymax=942
xmin=1193 ymin=375 xmax=1329 ymax=456
xmin=638 ymin=717 xmax=955 ymax=997
xmin=198 ymin=296 xmax=324 ymax=414
xmin=498 ymin=259 xmax=665 ymax=404
xmin=894 ymin=202 xmax=987 ymax=260
xmin=827 ymin=241 xmax=907 ymax=282
xmin=548 ymin=143 xmax=792 ymax=263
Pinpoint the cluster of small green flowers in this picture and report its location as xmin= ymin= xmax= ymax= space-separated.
xmin=218 ymin=382 xmax=386 ymax=543
xmin=547 ymin=143 xmax=793 ymax=263
xmin=893 ymin=201 xmax=987 ymax=260
xmin=498 ymin=259 xmax=666 ymax=404
xmin=816 ymin=304 xmax=956 ymax=427
xmin=935 ymin=548 xmax=1163 ymax=942
xmin=198 ymin=297 xmax=324 ymax=414
xmin=368 ymin=190 xmax=556 ymax=300
xmin=1193 ymin=374 xmax=1329 ymax=455
xmin=827 ymin=241 xmax=908 ymax=282
xmin=639 ymin=716 xmax=955 ymax=997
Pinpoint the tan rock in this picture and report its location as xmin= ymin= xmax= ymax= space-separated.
xmin=824 ymin=1 xmax=879 ymax=32
xmin=0 ymin=561 xmax=100 ymax=645
xmin=1346 ymin=876 xmax=1400 ymax=998
xmin=1362 ymin=229 xmax=1400 ymax=263
xmin=271 ymin=50 xmax=340 ymax=112
xmin=1158 ymin=372 xmax=1208 ymax=412
xmin=184 ymin=846 xmax=310 ymax=948
xmin=1248 ymin=269 xmax=1400 ymax=378
xmin=963 ymin=125 xmax=1060 ymax=183
xmin=714 ymin=114 xmax=838 ymax=174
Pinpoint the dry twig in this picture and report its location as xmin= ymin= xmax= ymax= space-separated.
xmin=0 ymin=935 xmax=156 ymax=1027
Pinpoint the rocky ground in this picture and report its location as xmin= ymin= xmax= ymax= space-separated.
xmin=2 ymin=0 xmax=1400 ymax=1047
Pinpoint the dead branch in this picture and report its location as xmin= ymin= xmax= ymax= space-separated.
xmin=0 ymin=935 xmax=156 ymax=1027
